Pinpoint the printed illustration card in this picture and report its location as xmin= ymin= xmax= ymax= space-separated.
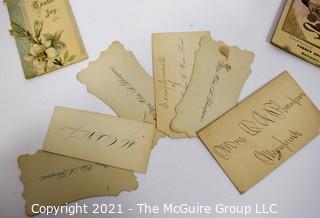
xmin=77 ymin=41 xmax=166 ymax=144
xmin=272 ymin=0 xmax=320 ymax=67
xmin=5 ymin=0 xmax=87 ymax=79
xmin=19 ymin=150 xmax=138 ymax=216
xmin=152 ymin=31 xmax=210 ymax=138
xmin=43 ymin=107 xmax=155 ymax=173
xmin=198 ymin=72 xmax=320 ymax=194
xmin=171 ymin=36 xmax=254 ymax=137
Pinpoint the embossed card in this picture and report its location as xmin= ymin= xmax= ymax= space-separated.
xmin=43 ymin=107 xmax=155 ymax=173
xmin=198 ymin=72 xmax=320 ymax=194
xmin=5 ymin=0 xmax=87 ymax=79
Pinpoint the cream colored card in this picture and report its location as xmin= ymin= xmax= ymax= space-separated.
xmin=171 ymin=36 xmax=254 ymax=137
xmin=43 ymin=107 xmax=155 ymax=173
xmin=77 ymin=41 xmax=165 ymax=144
xmin=78 ymin=41 xmax=156 ymax=123
xmin=153 ymin=31 xmax=210 ymax=137
xmin=18 ymin=150 xmax=138 ymax=216
xmin=198 ymin=72 xmax=320 ymax=194
xmin=5 ymin=0 xmax=87 ymax=79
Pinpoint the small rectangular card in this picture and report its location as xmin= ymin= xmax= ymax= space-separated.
xmin=272 ymin=0 xmax=320 ymax=67
xmin=198 ymin=72 xmax=320 ymax=194
xmin=5 ymin=0 xmax=87 ymax=79
xmin=77 ymin=41 xmax=156 ymax=123
xmin=77 ymin=41 xmax=165 ymax=144
xmin=171 ymin=36 xmax=254 ymax=137
xmin=43 ymin=107 xmax=155 ymax=173
xmin=18 ymin=150 xmax=138 ymax=216
xmin=152 ymin=31 xmax=210 ymax=137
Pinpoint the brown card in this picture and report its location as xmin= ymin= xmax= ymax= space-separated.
xmin=272 ymin=0 xmax=320 ymax=67
xmin=198 ymin=71 xmax=320 ymax=194
xmin=18 ymin=150 xmax=138 ymax=216
xmin=43 ymin=107 xmax=155 ymax=173
xmin=152 ymin=31 xmax=211 ymax=137
xmin=171 ymin=36 xmax=254 ymax=137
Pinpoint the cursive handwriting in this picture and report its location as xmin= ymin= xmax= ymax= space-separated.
xmin=38 ymin=163 xmax=106 ymax=181
xmin=59 ymin=126 xmax=137 ymax=149
xmin=238 ymin=93 xmax=306 ymax=136
xmin=200 ymin=60 xmax=231 ymax=122
xmin=212 ymin=137 xmax=247 ymax=160
xmin=45 ymin=8 xmax=57 ymax=18
xmin=110 ymin=67 xmax=156 ymax=119
xmin=157 ymin=58 xmax=170 ymax=110
xmin=32 ymin=0 xmax=55 ymax=9
xmin=176 ymin=38 xmax=188 ymax=95
xmin=253 ymin=129 xmax=302 ymax=165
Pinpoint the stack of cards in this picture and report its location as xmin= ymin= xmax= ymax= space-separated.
xmin=152 ymin=33 xmax=254 ymax=137
xmin=19 ymin=106 xmax=157 ymax=216
xmin=16 ymin=31 xmax=320 ymax=216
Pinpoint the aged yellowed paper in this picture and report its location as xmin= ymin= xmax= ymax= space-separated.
xmin=6 ymin=0 xmax=87 ymax=79
xmin=171 ymin=36 xmax=254 ymax=137
xmin=78 ymin=41 xmax=156 ymax=122
xmin=198 ymin=72 xmax=320 ymax=194
xmin=77 ymin=41 xmax=165 ymax=144
xmin=152 ymin=31 xmax=210 ymax=137
xmin=43 ymin=107 xmax=155 ymax=173
xmin=272 ymin=0 xmax=320 ymax=67
xmin=18 ymin=150 xmax=138 ymax=216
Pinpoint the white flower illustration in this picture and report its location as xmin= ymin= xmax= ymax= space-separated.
xmin=24 ymin=44 xmax=59 ymax=73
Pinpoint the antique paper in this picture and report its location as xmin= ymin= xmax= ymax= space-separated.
xmin=5 ymin=0 xmax=87 ymax=79
xmin=198 ymin=72 xmax=320 ymax=194
xmin=152 ymin=31 xmax=210 ymax=137
xmin=77 ymin=41 xmax=165 ymax=144
xmin=171 ymin=36 xmax=254 ymax=137
xmin=272 ymin=0 xmax=320 ymax=67
xmin=43 ymin=107 xmax=155 ymax=173
xmin=18 ymin=150 xmax=138 ymax=216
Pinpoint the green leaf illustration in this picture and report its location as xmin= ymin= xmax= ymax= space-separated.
xmin=10 ymin=29 xmax=27 ymax=37
xmin=53 ymin=30 xmax=63 ymax=41
xmin=11 ymin=22 xmax=26 ymax=33
xmin=64 ymin=50 xmax=69 ymax=60
xmin=67 ymin=55 xmax=76 ymax=62
xmin=43 ymin=33 xmax=53 ymax=40
xmin=26 ymin=32 xmax=37 ymax=44
xmin=53 ymin=58 xmax=63 ymax=67
xmin=34 ymin=20 xmax=43 ymax=39
xmin=52 ymin=41 xmax=66 ymax=49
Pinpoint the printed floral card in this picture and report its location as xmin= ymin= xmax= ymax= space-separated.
xmin=5 ymin=0 xmax=88 ymax=79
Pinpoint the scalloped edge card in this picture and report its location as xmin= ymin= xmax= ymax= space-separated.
xmin=77 ymin=41 xmax=166 ymax=145
xmin=171 ymin=36 xmax=254 ymax=137
xmin=152 ymin=31 xmax=210 ymax=138
xmin=18 ymin=150 xmax=138 ymax=216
